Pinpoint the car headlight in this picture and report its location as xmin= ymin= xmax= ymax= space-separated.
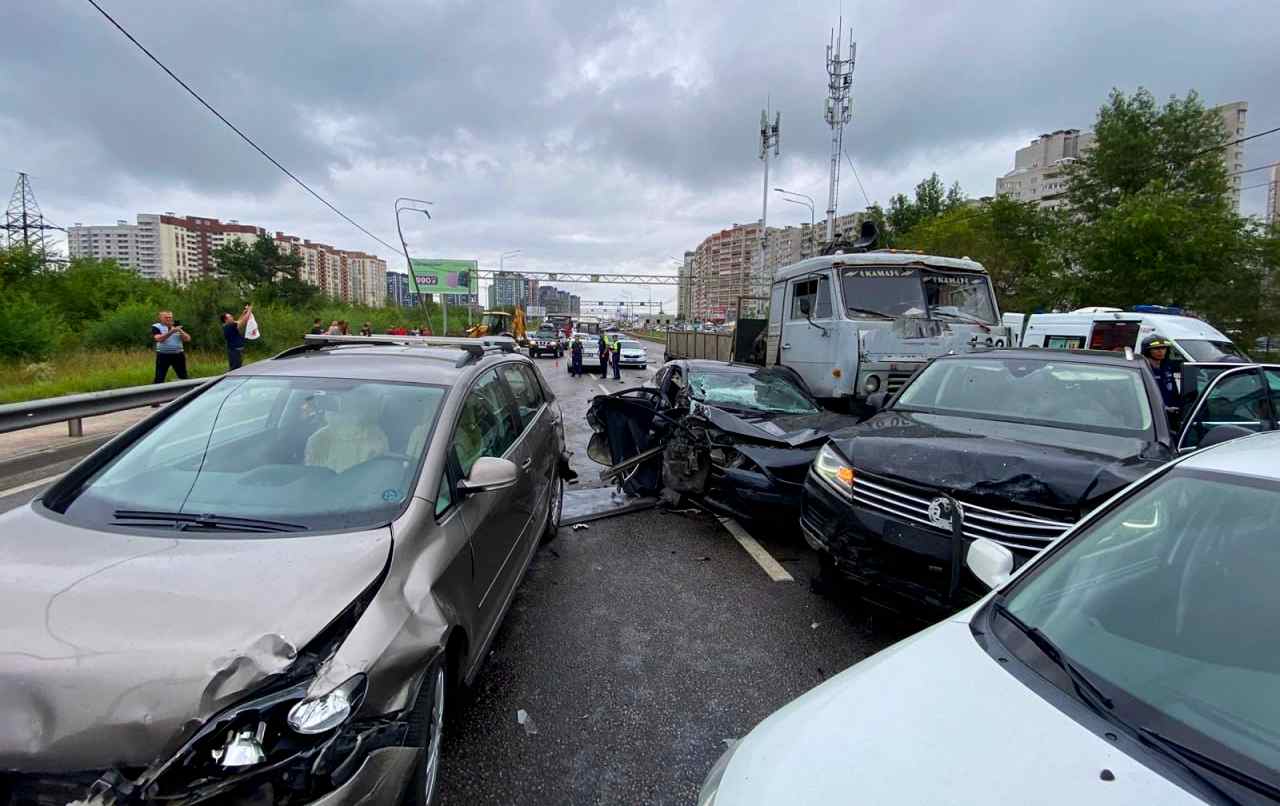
xmin=697 ymin=740 xmax=741 ymax=806
xmin=813 ymin=443 xmax=854 ymax=494
xmin=288 ymin=675 xmax=366 ymax=734
xmin=863 ymin=374 xmax=881 ymax=393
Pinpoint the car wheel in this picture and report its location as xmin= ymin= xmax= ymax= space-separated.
xmin=405 ymin=658 xmax=446 ymax=806
xmin=541 ymin=470 xmax=563 ymax=544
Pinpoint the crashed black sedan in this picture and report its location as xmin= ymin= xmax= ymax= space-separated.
xmin=587 ymin=360 xmax=861 ymax=520
xmin=801 ymin=349 xmax=1182 ymax=615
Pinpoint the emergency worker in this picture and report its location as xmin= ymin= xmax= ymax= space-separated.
xmin=1142 ymin=336 xmax=1180 ymax=410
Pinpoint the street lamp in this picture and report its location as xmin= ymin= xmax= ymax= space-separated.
xmin=774 ymin=188 xmax=815 ymax=256
xmin=394 ymin=197 xmax=434 ymax=329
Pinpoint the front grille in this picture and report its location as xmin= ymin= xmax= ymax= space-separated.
xmin=850 ymin=473 xmax=1072 ymax=553
xmin=886 ymin=371 xmax=914 ymax=393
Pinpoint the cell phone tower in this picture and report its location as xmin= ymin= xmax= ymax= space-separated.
xmin=824 ymin=21 xmax=856 ymax=242
xmin=4 ymin=172 xmax=62 ymax=260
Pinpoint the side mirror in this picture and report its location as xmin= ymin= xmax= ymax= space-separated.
xmin=966 ymin=538 xmax=1014 ymax=590
xmin=865 ymin=391 xmax=888 ymax=412
xmin=457 ymin=456 xmax=519 ymax=495
xmin=587 ymin=432 xmax=613 ymax=466
xmin=798 ymin=297 xmax=812 ymax=317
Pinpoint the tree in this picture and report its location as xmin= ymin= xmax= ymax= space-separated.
xmin=0 ymin=245 xmax=44 ymax=288
xmin=1063 ymin=88 xmax=1272 ymax=341
xmin=213 ymin=237 xmax=310 ymax=305
xmin=882 ymin=174 xmax=962 ymax=245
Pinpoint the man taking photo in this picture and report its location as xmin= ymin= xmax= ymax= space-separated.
xmin=152 ymin=310 xmax=190 ymax=383
xmin=222 ymin=304 xmax=253 ymax=370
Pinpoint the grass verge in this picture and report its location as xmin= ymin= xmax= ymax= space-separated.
xmin=0 ymin=350 xmax=246 ymax=404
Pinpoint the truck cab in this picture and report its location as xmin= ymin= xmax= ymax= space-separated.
xmin=766 ymin=252 xmax=1007 ymax=409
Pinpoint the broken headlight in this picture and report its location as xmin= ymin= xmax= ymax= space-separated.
xmin=813 ymin=444 xmax=854 ymax=495
xmin=288 ymin=675 xmax=366 ymax=734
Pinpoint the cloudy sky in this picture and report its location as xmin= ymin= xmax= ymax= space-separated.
xmin=4 ymin=0 xmax=1278 ymax=312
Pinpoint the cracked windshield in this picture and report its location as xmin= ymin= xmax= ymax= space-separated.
xmin=1 ymin=0 xmax=1278 ymax=804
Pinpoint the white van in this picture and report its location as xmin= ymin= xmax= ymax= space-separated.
xmin=1017 ymin=307 xmax=1249 ymax=363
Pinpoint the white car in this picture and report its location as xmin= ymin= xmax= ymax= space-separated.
xmin=700 ymin=431 xmax=1280 ymax=805
xmin=617 ymin=340 xmax=648 ymax=368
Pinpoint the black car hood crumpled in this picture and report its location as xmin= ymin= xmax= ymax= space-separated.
xmin=700 ymin=406 xmax=861 ymax=447
xmin=832 ymin=411 xmax=1169 ymax=517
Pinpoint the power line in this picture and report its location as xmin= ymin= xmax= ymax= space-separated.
xmin=1193 ymin=125 xmax=1280 ymax=157
xmin=1229 ymin=161 xmax=1280 ymax=178
xmin=83 ymin=0 xmax=400 ymax=254
xmin=842 ymin=149 xmax=872 ymax=209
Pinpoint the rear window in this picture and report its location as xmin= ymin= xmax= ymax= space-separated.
xmin=895 ymin=357 xmax=1153 ymax=435
xmin=58 ymin=376 xmax=446 ymax=533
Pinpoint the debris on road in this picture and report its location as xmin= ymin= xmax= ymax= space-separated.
xmin=517 ymin=709 xmax=539 ymax=736
xmin=572 ymin=523 xmax=590 ymax=531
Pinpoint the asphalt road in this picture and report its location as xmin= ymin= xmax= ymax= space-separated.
xmin=437 ymin=507 xmax=906 ymax=806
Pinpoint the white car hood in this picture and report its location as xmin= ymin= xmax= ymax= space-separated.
xmin=715 ymin=617 xmax=1201 ymax=805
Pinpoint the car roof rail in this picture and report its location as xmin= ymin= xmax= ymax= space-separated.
xmin=274 ymin=334 xmax=517 ymax=365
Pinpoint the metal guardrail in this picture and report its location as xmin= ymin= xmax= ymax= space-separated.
xmin=0 ymin=378 xmax=208 ymax=436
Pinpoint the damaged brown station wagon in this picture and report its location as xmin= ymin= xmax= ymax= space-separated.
xmin=0 ymin=335 xmax=572 ymax=806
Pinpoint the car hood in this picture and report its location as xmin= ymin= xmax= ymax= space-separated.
xmin=701 ymin=406 xmax=862 ymax=448
xmin=831 ymin=411 xmax=1166 ymax=516
xmin=715 ymin=616 xmax=1198 ymax=805
xmin=0 ymin=504 xmax=391 ymax=770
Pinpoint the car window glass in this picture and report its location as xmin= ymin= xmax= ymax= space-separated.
xmin=435 ymin=470 xmax=452 ymax=516
xmin=789 ymin=279 xmax=816 ymax=320
xmin=1004 ymin=469 xmax=1280 ymax=779
xmin=501 ymin=364 xmax=545 ymax=429
xmin=1182 ymin=370 xmax=1268 ymax=449
xmin=60 ymin=377 xmax=446 ymax=532
xmin=1265 ymin=369 xmax=1280 ymax=420
xmin=453 ymin=369 xmax=520 ymax=476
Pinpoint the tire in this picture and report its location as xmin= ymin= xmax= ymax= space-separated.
xmin=541 ymin=470 xmax=563 ymax=544
xmin=404 ymin=657 xmax=447 ymax=806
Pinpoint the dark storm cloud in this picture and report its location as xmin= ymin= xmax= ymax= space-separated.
xmin=2 ymin=0 xmax=1277 ymax=295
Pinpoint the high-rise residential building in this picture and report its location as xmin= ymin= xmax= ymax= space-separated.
xmin=689 ymin=222 xmax=761 ymax=322
xmin=386 ymin=271 xmax=417 ymax=307
xmin=1216 ymin=101 xmax=1248 ymax=212
xmin=69 ymin=212 xmax=386 ymax=303
xmin=677 ymin=251 xmax=695 ymax=320
xmin=1267 ymin=165 xmax=1280 ymax=227
xmin=570 ymin=294 xmax=581 ymax=315
xmin=995 ymin=129 xmax=1094 ymax=209
xmin=487 ymin=271 xmax=537 ymax=308
xmin=68 ymin=213 xmax=265 ymax=282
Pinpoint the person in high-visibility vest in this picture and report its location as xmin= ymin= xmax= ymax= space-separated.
xmin=607 ymin=332 xmax=622 ymax=381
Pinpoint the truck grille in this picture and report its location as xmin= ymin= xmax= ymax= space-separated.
xmin=850 ymin=474 xmax=1072 ymax=553
xmin=885 ymin=372 xmax=914 ymax=394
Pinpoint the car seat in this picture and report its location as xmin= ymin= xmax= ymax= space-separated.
xmin=305 ymin=387 xmax=391 ymax=473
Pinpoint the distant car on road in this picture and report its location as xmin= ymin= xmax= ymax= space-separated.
xmin=0 ymin=333 xmax=573 ymax=806
xmin=700 ymin=431 xmax=1280 ymax=806
xmin=801 ymin=349 xmax=1280 ymax=615
xmin=617 ymin=339 xmax=648 ymax=368
xmin=529 ymin=323 xmax=564 ymax=358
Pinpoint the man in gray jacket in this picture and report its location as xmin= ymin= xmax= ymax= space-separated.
xmin=152 ymin=310 xmax=191 ymax=383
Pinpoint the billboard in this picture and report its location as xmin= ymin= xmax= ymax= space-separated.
xmin=408 ymin=259 xmax=479 ymax=296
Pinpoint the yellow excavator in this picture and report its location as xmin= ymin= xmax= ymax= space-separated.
xmin=466 ymin=307 xmax=527 ymax=344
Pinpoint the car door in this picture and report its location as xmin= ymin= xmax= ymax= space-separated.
xmin=779 ymin=273 xmax=836 ymax=396
xmin=499 ymin=362 xmax=554 ymax=530
xmin=452 ymin=368 xmax=525 ymax=623
xmin=1177 ymin=366 xmax=1276 ymax=452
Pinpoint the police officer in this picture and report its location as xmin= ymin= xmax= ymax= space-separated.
xmin=1141 ymin=336 xmax=1180 ymax=410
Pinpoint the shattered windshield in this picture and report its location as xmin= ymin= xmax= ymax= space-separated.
xmin=924 ymin=272 xmax=997 ymax=324
xmin=839 ymin=267 xmax=997 ymax=323
xmin=895 ymin=357 xmax=1153 ymax=435
xmin=61 ymin=376 xmax=446 ymax=532
xmin=688 ymin=370 xmax=819 ymax=415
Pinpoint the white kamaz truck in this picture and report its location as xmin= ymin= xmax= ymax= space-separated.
xmin=766 ymin=242 xmax=1008 ymax=411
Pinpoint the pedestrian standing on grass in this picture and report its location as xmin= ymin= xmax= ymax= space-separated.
xmin=326 ymin=320 xmax=341 ymax=335
xmin=221 ymin=304 xmax=252 ymax=370
xmin=152 ymin=310 xmax=190 ymax=383
xmin=309 ymin=318 xmax=324 ymax=335
xmin=360 ymin=322 xmax=373 ymax=337
xmin=339 ymin=320 xmax=350 ymax=335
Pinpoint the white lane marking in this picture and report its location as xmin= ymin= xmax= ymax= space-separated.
xmin=597 ymin=384 xmax=611 ymax=395
xmin=718 ymin=516 xmax=794 ymax=582
xmin=0 ymin=472 xmax=64 ymax=500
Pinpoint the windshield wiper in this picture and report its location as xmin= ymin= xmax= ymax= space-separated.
xmin=845 ymin=306 xmax=895 ymax=320
xmin=992 ymin=601 xmax=1114 ymax=714
xmin=929 ymin=309 xmax=989 ymax=324
xmin=1139 ymin=728 xmax=1278 ymax=804
xmin=113 ymin=509 xmax=306 ymax=533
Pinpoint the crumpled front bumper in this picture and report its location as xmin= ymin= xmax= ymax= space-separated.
xmin=704 ymin=467 xmax=805 ymax=521
xmin=307 ymin=747 xmax=417 ymax=805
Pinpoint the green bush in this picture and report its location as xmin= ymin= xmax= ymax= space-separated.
xmin=0 ymin=294 xmax=65 ymax=360
xmin=83 ymin=302 xmax=161 ymax=349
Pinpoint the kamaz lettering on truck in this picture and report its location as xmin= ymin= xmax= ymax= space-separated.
xmin=766 ymin=252 xmax=1007 ymax=407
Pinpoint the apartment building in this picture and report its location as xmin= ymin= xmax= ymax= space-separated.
xmin=690 ymin=222 xmax=760 ymax=322
xmin=676 ymin=251 xmax=695 ymax=320
xmin=273 ymin=234 xmax=387 ymax=307
xmin=487 ymin=271 xmax=539 ymax=308
xmin=1216 ymin=101 xmax=1248 ymax=211
xmin=1267 ymin=165 xmax=1280 ymax=227
xmin=68 ymin=213 xmax=264 ymax=282
xmin=386 ymin=271 xmax=423 ymax=307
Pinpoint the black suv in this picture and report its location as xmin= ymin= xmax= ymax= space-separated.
xmin=801 ymin=349 xmax=1280 ymax=615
